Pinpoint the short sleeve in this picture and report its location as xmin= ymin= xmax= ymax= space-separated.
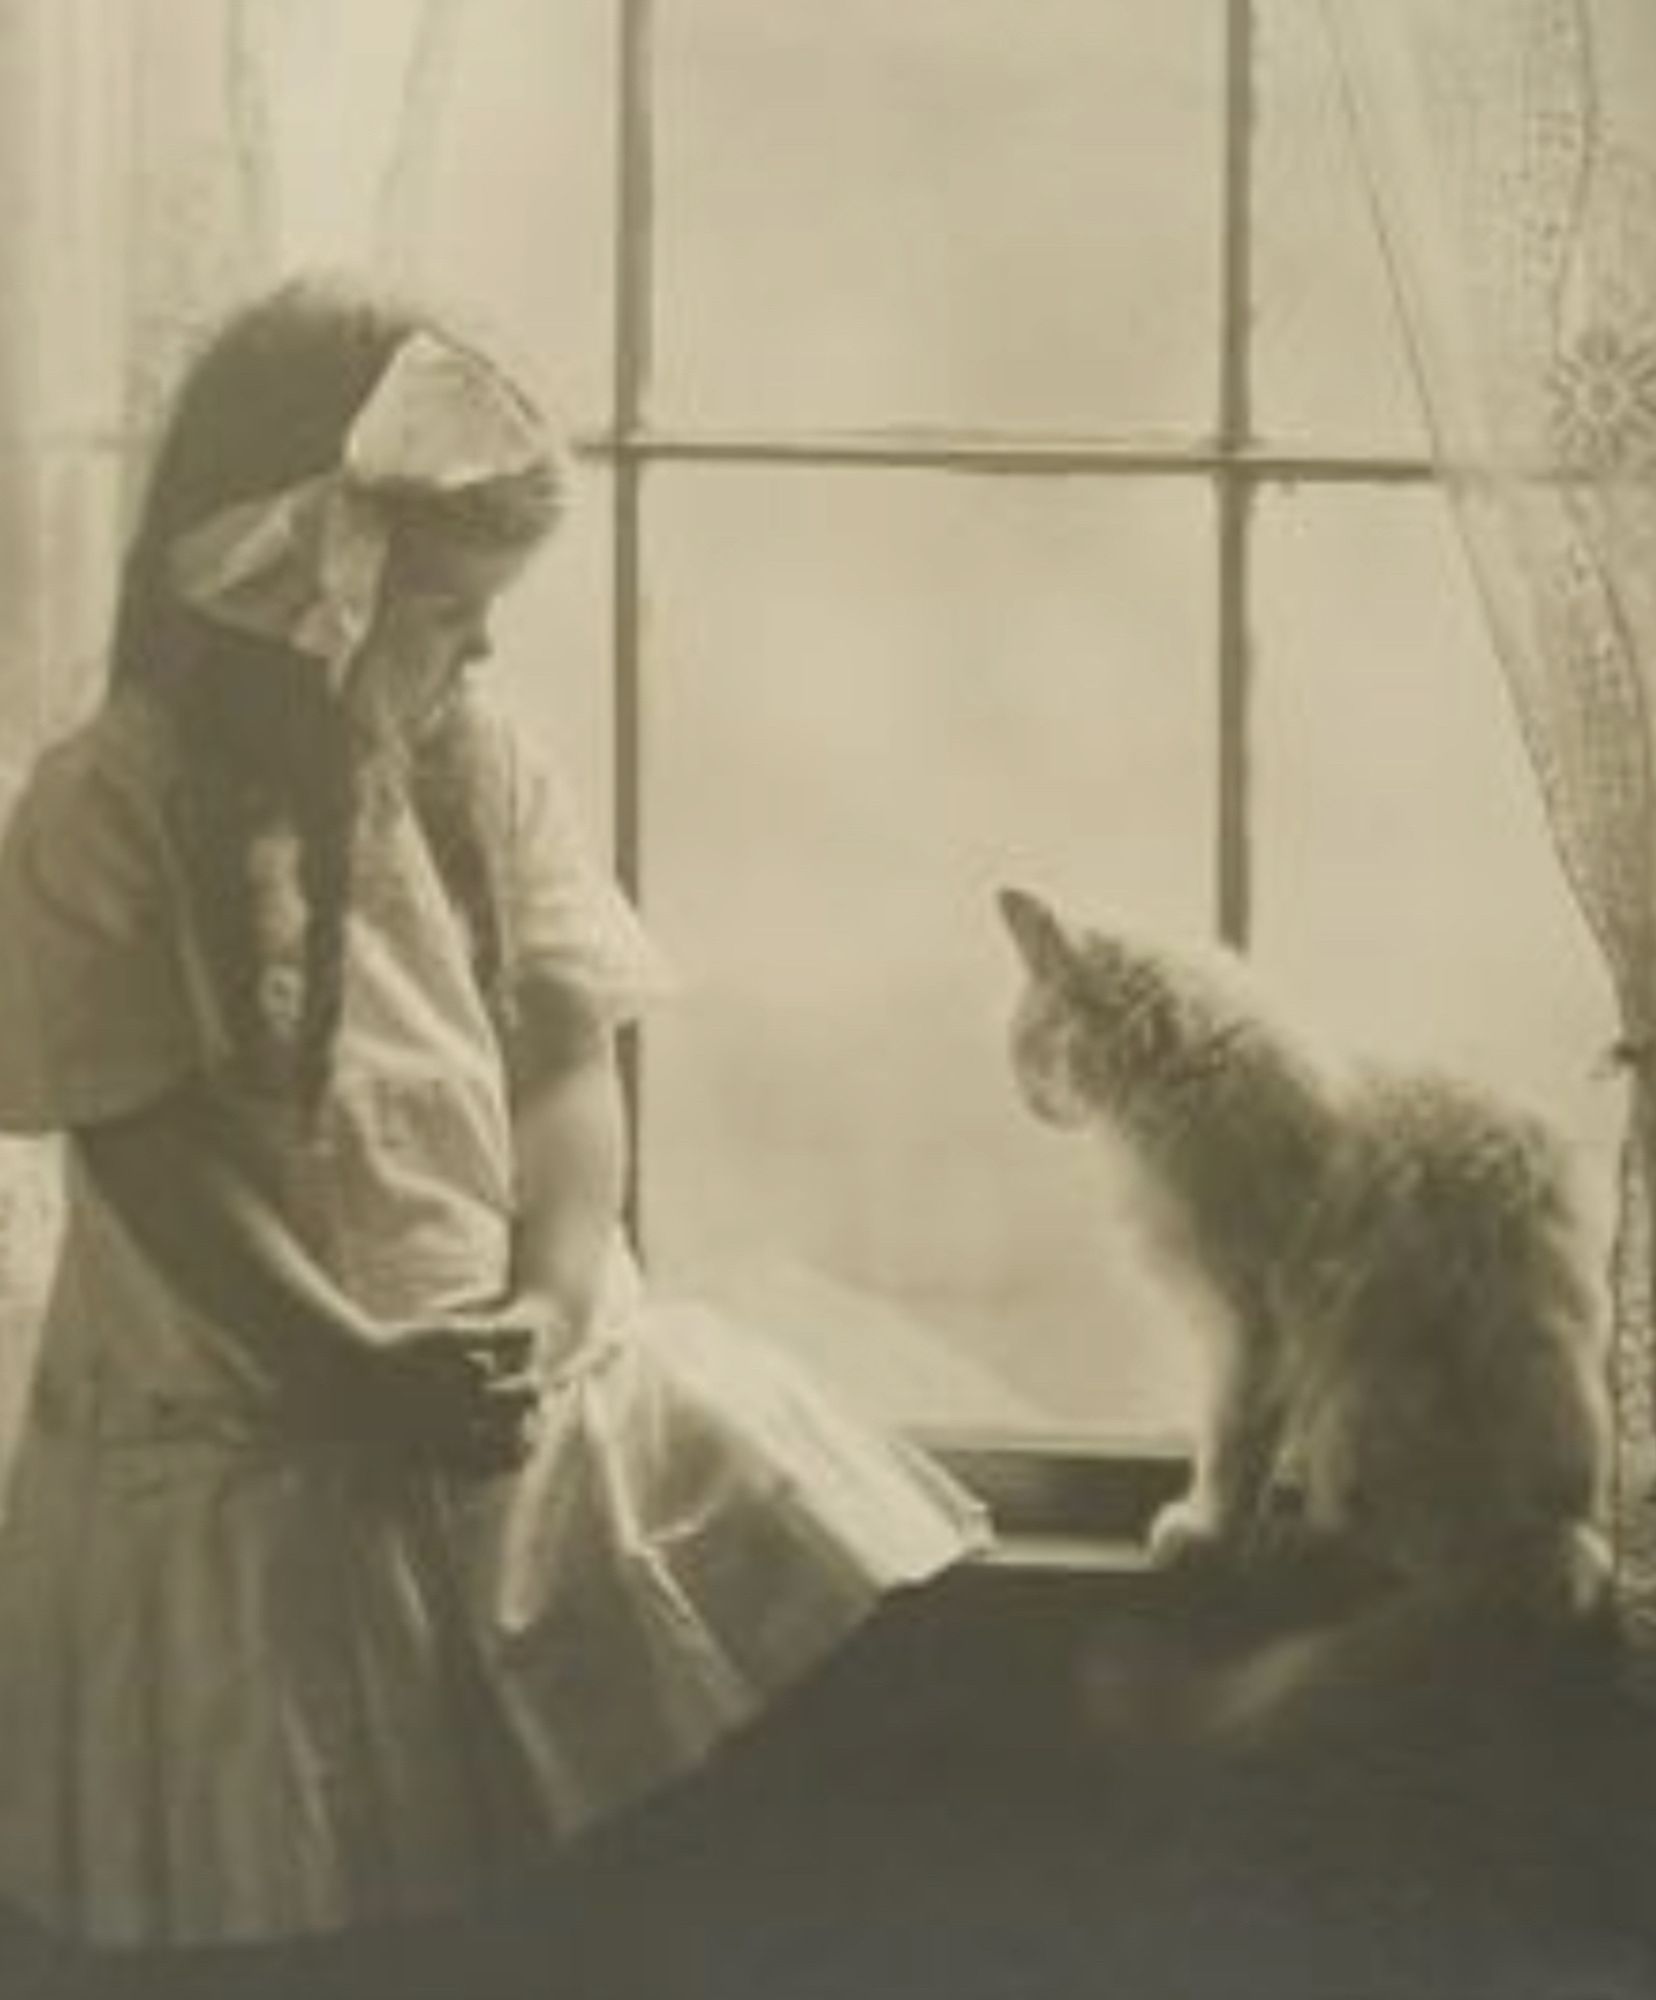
xmin=0 ymin=717 xmax=203 ymax=1132
xmin=505 ymin=721 xmax=673 ymax=1027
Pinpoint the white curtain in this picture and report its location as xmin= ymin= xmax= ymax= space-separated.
xmin=0 ymin=0 xmax=458 ymax=1478
xmin=1326 ymin=0 xmax=1656 ymax=1671
xmin=0 ymin=0 xmax=266 ymax=1466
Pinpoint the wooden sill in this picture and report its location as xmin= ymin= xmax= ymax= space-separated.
xmin=970 ymin=1531 xmax=1157 ymax=1576
xmin=911 ymin=1424 xmax=1191 ymax=1546
xmin=910 ymin=1429 xmax=1392 ymax=1622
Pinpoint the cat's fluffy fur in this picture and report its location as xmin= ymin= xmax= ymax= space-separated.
xmin=998 ymin=887 xmax=1610 ymax=1624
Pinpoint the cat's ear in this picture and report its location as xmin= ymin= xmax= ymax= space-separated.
xmin=998 ymin=887 xmax=1082 ymax=983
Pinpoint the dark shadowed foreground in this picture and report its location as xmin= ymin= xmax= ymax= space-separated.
xmin=6 ymin=1475 xmax=1653 ymax=2000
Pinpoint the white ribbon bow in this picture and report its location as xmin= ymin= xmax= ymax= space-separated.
xmin=167 ymin=332 xmax=561 ymax=688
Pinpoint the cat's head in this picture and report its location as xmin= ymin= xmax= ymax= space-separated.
xmin=997 ymin=886 xmax=1340 ymax=1221
xmin=998 ymin=886 xmax=1232 ymax=1132
xmin=998 ymin=887 xmax=1304 ymax=1112
xmin=997 ymin=888 xmax=1099 ymax=1129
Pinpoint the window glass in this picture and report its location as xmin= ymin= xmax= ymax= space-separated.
xmin=654 ymin=0 xmax=1223 ymax=436
xmin=1252 ymin=0 xmax=1429 ymax=454
xmin=640 ymin=468 xmax=1216 ymax=1432
xmin=410 ymin=0 xmax=616 ymax=426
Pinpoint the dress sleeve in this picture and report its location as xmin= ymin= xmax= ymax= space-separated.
xmin=0 ymin=724 xmax=204 ymax=1132
xmin=505 ymin=719 xmax=673 ymax=1028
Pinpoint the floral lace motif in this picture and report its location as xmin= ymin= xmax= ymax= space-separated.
xmin=1550 ymin=320 xmax=1656 ymax=474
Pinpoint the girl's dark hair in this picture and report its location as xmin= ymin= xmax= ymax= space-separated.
xmin=114 ymin=272 xmax=560 ymax=1102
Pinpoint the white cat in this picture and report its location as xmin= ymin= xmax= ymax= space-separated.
xmin=998 ymin=886 xmax=1610 ymax=1624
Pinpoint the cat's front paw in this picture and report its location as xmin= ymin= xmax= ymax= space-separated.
xmin=1517 ymin=1521 xmax=1613 ymax=1625
xmin=1149 ymin=1496 xmax=1235 ymax=1571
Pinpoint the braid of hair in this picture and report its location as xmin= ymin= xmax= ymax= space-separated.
xmin=164 ymin=652 xmax=524 ymax=1107
xmin=164 ymin=637 xmax=360 ymax=1109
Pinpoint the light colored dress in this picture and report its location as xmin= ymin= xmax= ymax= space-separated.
xmin=0 ymin=686 xmax=987 ymax=1949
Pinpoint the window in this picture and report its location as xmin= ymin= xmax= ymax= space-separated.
xmin=437 ymin=1 xmax=1619 ymax=1441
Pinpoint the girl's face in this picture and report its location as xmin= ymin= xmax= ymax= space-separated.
xmin=346 ymin=530 xmax=536 ymax=749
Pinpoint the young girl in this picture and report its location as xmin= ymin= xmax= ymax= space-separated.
xmin=0 ymin=274 xmax=986 ymax=1966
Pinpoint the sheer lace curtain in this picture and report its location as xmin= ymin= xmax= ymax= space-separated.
xmin=0 ymin=0 xmax=455 ymax=1477
xmin=1326 ymin=0 xmax=1656 ymax=1670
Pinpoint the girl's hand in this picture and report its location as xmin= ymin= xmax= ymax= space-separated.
xmin=345 ymin=1326 xmax=544 ymax=1476
xmin=446 ymin=1293 xmax=599 ymax=1378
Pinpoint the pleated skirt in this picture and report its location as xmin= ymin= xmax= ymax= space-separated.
xmin=0 ymin=1299 xmax=987 ymax=1948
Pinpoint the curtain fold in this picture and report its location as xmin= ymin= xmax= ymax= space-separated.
xmin=1325 ymin=0 xmax=1656 ymax=1671
xmin=0 ymin=0 xmax=273 ymax=1485
xmin=237 ymin=0 xmax=459 ymax=280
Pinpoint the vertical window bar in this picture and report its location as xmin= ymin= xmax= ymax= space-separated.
xmin=612 ymin=0 xmax=655 ymax=1232
xmin=1216 ymin=0 xmax=1256 ymax=950
xmin=612 ymin=0 xmax=654 ymax=898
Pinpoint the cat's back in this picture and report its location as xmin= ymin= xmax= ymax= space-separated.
xmin=1334 ymin=1066 xmax=1584 ymax=1265
xmin=1287 ymin=1064 xmax=1609 ymax=1603
xmin=1291 ymin=1061 xmax=1605 ymax=1389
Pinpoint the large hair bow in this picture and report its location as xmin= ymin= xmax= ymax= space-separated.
xmin=167 ymin=332 xmax=561 ymax=688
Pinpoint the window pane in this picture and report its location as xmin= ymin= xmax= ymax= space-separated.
xmin=654 ymin=0 xmax=1223 ymax=435
xmin=408 ymin=0 xmax=615 ymax=426
xmin=640 ymin=469 xmax=1215 ymax=1435
xmin=1252 ymin=488 xmax=1620 ymax=1236
xmin=250 ymin=0 xmax=438 ymax=269
xmin=1252 ymin=0 xmax=1428 ymax=454
xmin=494 ymin=463 xmax=614 ymax=857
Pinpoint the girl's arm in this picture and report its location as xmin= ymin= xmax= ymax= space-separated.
xmin=80 ymin=1085 xmax=374 ymax=1367
xmin=506 ymin=984 xmax=630 ymax=1356
xmin=79 ymin=1085 xmax=537 ymax=1465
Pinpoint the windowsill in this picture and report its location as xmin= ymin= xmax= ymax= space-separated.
xmin=910 ymin=1428 xmax=1384 ymax=1622
xmin=969 ymin=1531 xmax=1157 ymax=1576
xmin=912 ymin=1423 xmax=1191 ymax=1548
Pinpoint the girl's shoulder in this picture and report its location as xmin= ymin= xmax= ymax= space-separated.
xmin=0 ymin=687 xmax=187 ymax=936
xmin=0 ymin=687 xmax=204 ymax=1133
xmin=10 ymin=686 xmax=180 ymax=838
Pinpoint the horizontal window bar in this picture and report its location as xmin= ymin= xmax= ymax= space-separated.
xmin=35 ymin=420 xmax=1436 ymax=484
xmin=573 ymin=425 xmax=1436 ymax=483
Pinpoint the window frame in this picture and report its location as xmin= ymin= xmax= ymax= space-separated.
xmin=586 ymin=0 xmax=1436 ymax=1491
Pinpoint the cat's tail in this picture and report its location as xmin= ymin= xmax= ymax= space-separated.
xmin=1160 ymin=1596 xmax=1521 ymax=1756
xmin=1076 ymin=1546 xmax=1610 ymax=1763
